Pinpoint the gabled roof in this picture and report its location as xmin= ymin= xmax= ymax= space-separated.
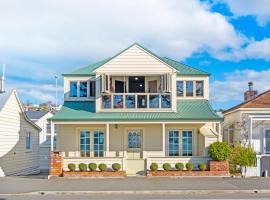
xmin=0 ymin=90 xmax=13 ymax=111
xmin=223 ymin=90 xmax=270 ymax=114
xmin=63 ymin=43 xmax=209 ymax=77
xmin=50 ymin=99 xmax=222 ymax=122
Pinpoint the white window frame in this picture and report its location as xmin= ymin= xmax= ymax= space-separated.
xmin=182 ymin=130 xmax=193 ymax=156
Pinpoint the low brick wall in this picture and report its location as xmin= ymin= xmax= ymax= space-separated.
xmin=147 ymin=170 xmax=229 ymax=176
xmin=209 ymin=160 xmax=229 ymax=171
xmin=50 ymin=152 xmax=63 ymax=177
xmin=63 ymin=171 xmax=126 ymax=177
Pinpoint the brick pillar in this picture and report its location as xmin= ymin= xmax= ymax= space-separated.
xmin=50 ymin=151 xmax=63 ymax=177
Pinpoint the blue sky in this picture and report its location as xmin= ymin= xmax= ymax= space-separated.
xmin=0 ymin=0 xmax=269 ymax=110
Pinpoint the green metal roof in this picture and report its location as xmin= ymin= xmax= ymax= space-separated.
xmin=51 ymin=99 xmax=222 ymax=122
xmin=63 ymin=43 xmax=209 ymax=77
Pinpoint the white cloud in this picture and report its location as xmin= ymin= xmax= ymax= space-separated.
xmin=211 ymin=68 xmax=270 ymax=103
xmin=218 ymin=0 xmax=270 ymax=26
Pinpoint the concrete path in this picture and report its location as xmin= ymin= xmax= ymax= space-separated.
xmin=0 ymin=175 xmax=270 ymax=195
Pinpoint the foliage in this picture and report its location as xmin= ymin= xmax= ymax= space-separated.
xmin=208 ymin=142 xmax=232 ymax=161
xmin=112 ymin=163 xmax=121 ymax=171
xmin=230 ymin=145 xmax=256 ymax=167
xmin=198 ymin=163 xmax=207 ymax=171
xmin=79 ymin=163 xmax=87 ymax=172
xmin=98 ymin=163 xmax=107 ymax=172
xmin=150 ymin=163 xmax=158 ymax=171
xmin=88 ymin=163 xmax=97 ymax=172
xmin=175 ymin=163 xmax=184 ymax=171
xmin=185 ymin=162 xmax=194 ymax=171
xmin=68 ymin=163 xmax=76 ymax=172
xmin=162 ymin=163 xmax=171 ymax=171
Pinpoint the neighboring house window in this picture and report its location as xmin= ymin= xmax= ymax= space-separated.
xmin=195 ymin=81 xmax=204 ymax=97
xmin=186 ymin=81 xmax=193 ymax=96
xmin=80 ymin=131 xmax=90 ymax=157
xmin=26 ymin=132 xmax=32 ymax=150
xmin=89 ymin=81 xmax=96 ymax=97
xmin=182 ymin=130 xmax=192 ymax=156
xmin=168 ymin=130 xmax=179 ymax=156
xmin=228 ymin=124 xmax=234 ymax=145
xmin=128 ymin=131 xmax=141 ymax=149
xmin=79 ymin=81 xmax=88 ymax=97
xmin=94 ymin=130 xmax=104 ymax=157
xmin=70 ymin=81 xmax=78 ymax=97
xmin=176 ymin=81 xmax=184 ymax=97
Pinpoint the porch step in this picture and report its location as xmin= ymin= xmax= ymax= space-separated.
xmin=125 ymin=159 xmax=145 ymax=176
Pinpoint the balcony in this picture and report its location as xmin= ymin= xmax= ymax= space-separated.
xmin=101 ymin=93 xmax=171 ymax=110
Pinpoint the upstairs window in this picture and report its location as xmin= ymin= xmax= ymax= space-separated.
xmin=196 ymin=81 xmax=204 ymax=97
xmin=80 ymin=81 xmax=87 ymax=97
xmin=26 ymin=132 xmax=32 ymax=150
xmin=176 ymin=81 xmax=183 ymax=97
xmin=89 ymin=81 xmax=96 ymax=97
xmin=70 ymin=81 xmax=78 ymax=97
xmin=186 ymin=81 xmax=193 ymax=96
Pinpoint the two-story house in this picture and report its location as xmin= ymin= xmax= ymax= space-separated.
xmin=50 ymin=43 xmax=222 ymax=175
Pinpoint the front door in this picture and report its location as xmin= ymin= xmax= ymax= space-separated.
xmin=126 ymin=129 xmax=143 ymax=159
xmin=264 ymin=130 xmax=270 ymax=154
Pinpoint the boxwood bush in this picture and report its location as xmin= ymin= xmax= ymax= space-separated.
xmin=112 ymin=163 xmax=121 ymax=171
xmin=79 ymin=163 xmax=87 ymax=172
xmin=198 ymin=163 xmax=207 ymax=171
xmin=150 ymin=163 xmax=158 ymax=171
xmin=163 ymin=163 xmax=171 ymax=171
xmin=88 ymin=163 xmax=97 ymax=172
xmin=98 ymin=163 xmax=107 ymax=172
xmin=68 ymin=163 xmax=76 ymax=172
xmin=186 ymin=162 xmax=194 ymax=171
xmin=208 ymin=142 xmax=232 ymax=161
xmin=175 ymin=163 xmax=184 ymax=171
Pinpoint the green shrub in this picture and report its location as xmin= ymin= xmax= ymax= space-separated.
xmin=112 ymin=163 xmax=121 ymax=171
xmin=98 ymin=163 xmax=107 ymax=172
xmin=88 ymin=163 xmax=97 ymax=172
xmin=208 ymin=142 xmax=232 ymax=161
xmin=79 ymin=163 xmax=87 ymax=172
xmin=163 ymin=163 xmax=171 ymax=171
xmin=150 ymin=163 xmax=158 ymax=171
xmin=68 ymin=163 xmax=76 ymax=172
xmin=175 ymin=163 xmax=184 ymax=171
xmin=186 ymin=163 xmax=194 ymax=171
xmin=230 ymin=145 xmax=256 ymax=167
xmin=198 ymin=163 xmax=207 ymax=171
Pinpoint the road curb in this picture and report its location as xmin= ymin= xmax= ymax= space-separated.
xmin=1 ymin=189 xmax=270 ymax=196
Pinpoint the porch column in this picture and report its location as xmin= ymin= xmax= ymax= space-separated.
xmin=218 ymin=122 xmax=222 ymax=142
xmin=50 ymin=121 xmax=54 ymax=152
xmin=106 ymin=123 xmax=109 ymax=157
xmin=162 ymin=123 xmax=166 ymax=156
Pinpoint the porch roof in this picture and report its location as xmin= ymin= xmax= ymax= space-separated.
xmin=50 ymin=99 xmax=222 ymax=122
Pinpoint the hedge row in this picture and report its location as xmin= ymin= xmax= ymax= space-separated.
xmin=150 ymin=162 xmax=207 ymax=171
xmin=67 ymin=163 xmax=121 ymax=172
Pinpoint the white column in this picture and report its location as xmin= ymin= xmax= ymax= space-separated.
xmin=249 ymin=117 xmax=253 ymax=147
xmin=162 ymin=123 xmax=166 ymax=156
xmin=50 ymin=121 xmax=54 ymax=152
xmin=106 ymin=123 xmax=109 ymax=157
xmin=218 ymin=122 xmax=222 ymax=142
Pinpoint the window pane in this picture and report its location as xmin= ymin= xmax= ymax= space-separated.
xmin=186 ymin=81 xmax=193 ymax=96
xmin=89 ymin=81 xmax=96 ymax=97
xmin=176 ymin=81 xmax=183 ymax=96
xmin=168 ymin=130 xmax=179 ymax=156
xmin=80 ymin=81 xmax=87 ymax=97
xmin=80 ymin=130 xmax=90 ymax=157
xmin=70 ymin=81 xmax=77 ymax=97
xmin=196 ymin=81 xmax=204 ymax=97
xmin=126 ymin=95 xmax=135 ymax=108
xmin=161 ymin=95 xmax=171 ymax=108
xmin=102 ymin=95 xmax=112 ymax=109
xmin=137 ymin=95 xmax=147 ymax=108
xmin=114 ymin=95 xmax=123 ymax=109
xmin=182 ymin=131 xmax=192 ymax=156
xmin=149 ymin=95 xmax=159 ymax=108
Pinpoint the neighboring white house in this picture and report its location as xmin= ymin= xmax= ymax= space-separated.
xmin=25 ymin=110 xmax=56 ymax=171
xmin=0 ymin=89 xmax=41 ymax=176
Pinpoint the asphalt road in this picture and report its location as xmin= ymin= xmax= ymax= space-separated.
xmin=0 ymin=193 xmax=270 ymax=200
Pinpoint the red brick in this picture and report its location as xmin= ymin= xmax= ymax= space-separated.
xmin=209 ymin=161 xmax=229 ymax=172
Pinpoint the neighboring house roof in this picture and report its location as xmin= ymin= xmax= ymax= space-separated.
xmin=50 ymin=99 xmax=222 ymax=122
xmin=0 ymin=90 xmax=41 ymax=131
xmin=25 ymin=111 xmax=50 ymax=122
xmin=63 ymin=43 xmax=209 ymax=77
xmin=224 ymin=90 xmax=270 ymax=114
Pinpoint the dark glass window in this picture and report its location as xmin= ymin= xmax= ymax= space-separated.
xmin=113 ymin=95 xmax=123 ymax=109
xmin=70 ymin=81 xmax=77 ymax=97
xmin=196 ymin=81 xmax=204 ymax=97
xmin=125 ymin=95 xmax=135 ymax=108
xmin=149 ymin=95 xmax=159 ymax=108
xmin=79 ymin=81 xmax=87 ymax=97
xmin=102 ymin=95 xmax=112 ymax=109
xmin=137 ymin=95 xmax=147 ymax=108
xmin=161 ymin=95 xmax=171 ymax=108
xmin=176 ymin=81 xmax=183 ymax=97
xmin=186 ymin=81 xmax=194 ymax=96
xmin=89 ymin=81 xmax=96 ymax=97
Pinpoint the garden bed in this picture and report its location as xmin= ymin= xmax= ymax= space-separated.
xmin=147 ymin=170 xmax=229 ymax=177
xmin=63 ymin=171 xmax=126 ymax=177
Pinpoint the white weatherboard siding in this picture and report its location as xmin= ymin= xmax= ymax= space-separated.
xmin=0 ymin=91 xmax=40 ymax=176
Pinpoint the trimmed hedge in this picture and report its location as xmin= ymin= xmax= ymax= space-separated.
xmin=186 ymin=162 xmax=194 ymax=171
xmin=88 ymin=163 xmax=97 ymax=172
xmin=208 ymin=142 xmax=232 ymax=161
xmin=163 ymin=163 xmax=171 ymax=171
xmin=150 ymin=163 xmax=158 ymax=171
xmin=68 ymin=163 xmax=76 ymax=172
xmin=175 ymin=163 xmax=184 ymax=171
xmin=79 ymin=163 xmax=87 ymax=172
xmin=98 ymin=163 xmax=107 ymax=172
xmin=112 ymin=163 xmax=121 ymax=171
xmin=198 ymin=163 xmax=207 ymax=171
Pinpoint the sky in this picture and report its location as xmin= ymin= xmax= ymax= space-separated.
xmin=0 ymin=0 xmax=269 ymax=110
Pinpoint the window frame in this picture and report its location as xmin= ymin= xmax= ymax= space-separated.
xmin=79 ymin=81 xmax=88 ymax=97
xmin=195 ymin=80 xmax=204 ymax=97
xmin=186 ymin=81 xmax=194 ymax=97
xmin=176 ymin=81 xmax=184 ymax=97
xmin=69 ymin=81 xmax=78 ymax=97
xmin=182 ymin=130 xmax=193 ymax=156
xmin=25 ymin=131 xmax=32 ymax=151
xmin=168 ymin=130 xmax=179 ymax=156
xmin=94 ymin=130 xmax=104 ymax=157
